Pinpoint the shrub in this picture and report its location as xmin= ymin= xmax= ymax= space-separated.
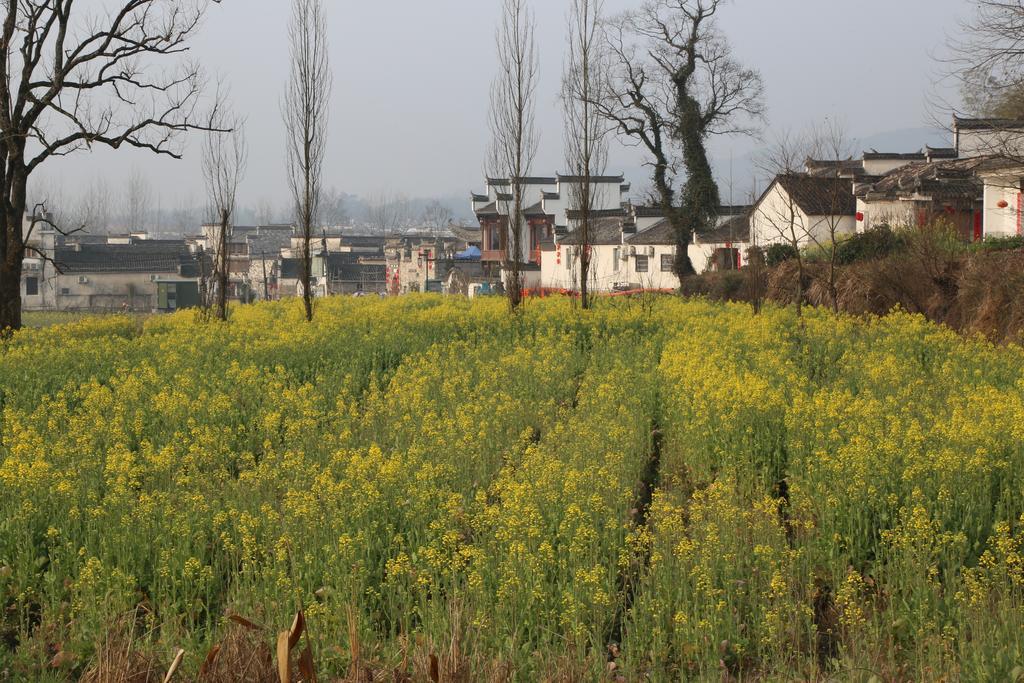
xmin=765 ymin=243 xmax=799 ymax=267
xmin=971 ymin=234 xmax=1024 ymax=253
xmin=834 ymin=226 xmax=908 ymax=265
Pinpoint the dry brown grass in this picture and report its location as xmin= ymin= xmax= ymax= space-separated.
xmin=687 ymin=247 xmax=1024 ymax=344
xmin=195 ymin=615 xmax=276 ymax=683
xmin=78 ymin=613 xmax=162 ymax=683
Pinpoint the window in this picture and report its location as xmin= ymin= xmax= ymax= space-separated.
xmin=25 ymin=276 xmax=38 ymax=296
xmin=613 ymin=248 xmax=620 ymax=272
xmin=660 ymin=254 xmax=674 ymax=272
xmin=635 ymin=255 xmax=649 ymax=273
xmin=60 ymin=287 xmax=70 ymax=296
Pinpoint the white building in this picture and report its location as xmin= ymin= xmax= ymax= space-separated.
xmin=751 ymin=175 xmax=857 ymax=248
xmin=540 ymin=205 xmax=751 ymax=293
xmin=854 ymin=157 xmax=986 ymax=240
xmin=471 ymin=174 xmax=630 ymax=288
xmin=979 ymin=159 xmax=1024 ymax=239
xmin=20 ymin=211 xmax=60 ymax=311
xmin=690 ymin=209 xmax=752 ymax=273
xmin=954 ymin=117 xmax=1024 ymax=159
xmin=44 ymin=240 xmax=201 ymax=312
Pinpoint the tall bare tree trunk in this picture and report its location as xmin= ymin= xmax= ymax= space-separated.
xmin=488 ymin=0 xmax=539 ymax=312
xmin=217 ymin=208 xmax=230 ymax=320
xmin=203 ymin=103 xmax=247 ymax=322
xmin=284 ymin=0 xmax=332 ymax=322
xmin=563 ymin=0 xmax=608 ymax=310
xmin=1 ymin=164 xmax=27 ymax=333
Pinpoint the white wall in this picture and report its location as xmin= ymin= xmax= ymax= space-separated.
xmin=752 ymin=184 xmax=856 ymax=247
xmin=958 ymin=128 xmax=1024 ymax=158
xmin=53 ymin=272 xmax=167 ymax=311
xmin=752 ymin=184 xmax=805 ymax=246
xmin=982 ymin=174 xmax=1022 ymax=238
xmin=541 ymin=241 xmax=685 ymax=292
xmin=541 ymin=243 xmax=632 ymax=292
xmin=20 ymin=259 xmax=53 ymax=311
xmin=548 ymin=179 xmax=624 ymax=227
xmin=635 ymin=215 xmax=664 ymax=233
xmin=688 ymin=241 xmax=751 ymax=275
xmin=856 ymin=197 xmax=916 ymax=232
xmin=625 ymin=244 xmax=679 ymax=289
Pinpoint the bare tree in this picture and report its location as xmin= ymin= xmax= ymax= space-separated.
xmin=79 ymin=178 xmax=114 ymax=233
xmin=753 ymin=124 xmax=855 ymax=316
xmin=420 ymin=199 xmax=453 ymax=235
xmin=321 ymin=186 xmax=347 ymax=228
xmin=123 ymin=170 xmax=152 ymax=234
xmin=597 ymin=0 xmax=764 ymax=280
xmin=26 ymin=175 xmax=70 ymax=231
xmin=0 ymin=1 xmax=225 ymax=332
xmin=803 ymin=119 xmax=855 ymax=313
xmin=488 ymin=0 xmax=539 ymax=311
xmin=169 ymin=195 xmax=199 ymax=235
xmin=366 ymin=191 xmax=410 ymax=234
xmin=254 ymin=198 xmax=277 ymax=226
xmin=283 ymin=0 xmax=332 ymax=322
xmin=203 ymin=104 xmax=247 ymax=321
xmin=562 ymin=0 xmax=609 ymax=310
xmin=950 ymin=1 xmax=1024 ymax=120
xmin=754 ymin=129 xmax=813 ymax=316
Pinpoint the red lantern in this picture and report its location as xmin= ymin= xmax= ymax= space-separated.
xmin=998 ymin=200 xmax=1009 ymax=209
xmin=856 ymin=212 xmax=864 ymax=222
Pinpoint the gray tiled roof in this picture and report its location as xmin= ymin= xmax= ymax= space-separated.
xmin=247 ymin=231 xmax=293 ymax=257
xmin=628 ymin=219 xmax=674 ymax=245
xmin=953 ymin=116 xmax=1024 ymax=131
xmin=859 ymin=157 xmax=987 ymax=201
xmin=775 ymin=175 xmax=857 ymax=216
xmin=55 ymin=242 xmax=199 ymax=276
xmin=559 ymin=217 xmax=625 ymax=245
xmin=698 ymin=213 xmax=751 ymax=244
xmin=524 ymin=202 xmax=550 ymax=217
xmin=557 ymin=173 xmax=625 ymax=183
xmin=475 ymin=202 xmax=499 ymax=217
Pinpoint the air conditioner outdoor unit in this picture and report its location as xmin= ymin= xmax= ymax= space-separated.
xmin=628 ymin=246 xmax=637 ymax=256
xmin=647 ymin=246 xmax=656 ymax=257
xmin=78 ymin=276 xmax=89 ymax=284
xmin=619 ymin=250 xmax=629 ymax=261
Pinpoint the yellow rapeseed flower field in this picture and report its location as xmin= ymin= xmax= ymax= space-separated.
xmin=1 ymin=295 xmax=1022 ymax=680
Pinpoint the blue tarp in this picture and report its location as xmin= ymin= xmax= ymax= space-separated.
xmin=455 ymin=245 xmax=481 ymax=260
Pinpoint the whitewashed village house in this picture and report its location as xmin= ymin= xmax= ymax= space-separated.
xmin=472 ymin=174 xmax=630 ymax=290
xmin=980 ymin=158 xmax=1024 ymax=239
xmin=541 ymin=204 xmax=752 ymax=293
xmin=855 ymin=158 xmax=986 ymax=240
xmin=750 ymin=175 xmax=857 ymax=248
xmin=853 ymin=118 xmax=1024 ymax=241
xmin=36 ymin=237 xmax=203 ymax=312
xmin=20 ymin=211 xmax=60 ymax=311
xmin=474 ymin=174 xmax=752 ymax=295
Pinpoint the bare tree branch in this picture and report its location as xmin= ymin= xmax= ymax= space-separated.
xmin=487 ymin=0 xmax=538 ymax=311
xmin=0 ymin=0 xmax=225 ymax=333
xmin=283 ymin=0 xmax=331 ymax=322
xmin=597 ymin=0 xmax=764 ymax=279
xmin=203 ymin=96 xmax=247 ymax=321
xmin=562 ymin=0 xmax=609 ymax=310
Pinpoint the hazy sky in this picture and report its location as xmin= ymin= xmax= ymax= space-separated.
xmin=39 ymin=0 xmax=973 ymax=215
